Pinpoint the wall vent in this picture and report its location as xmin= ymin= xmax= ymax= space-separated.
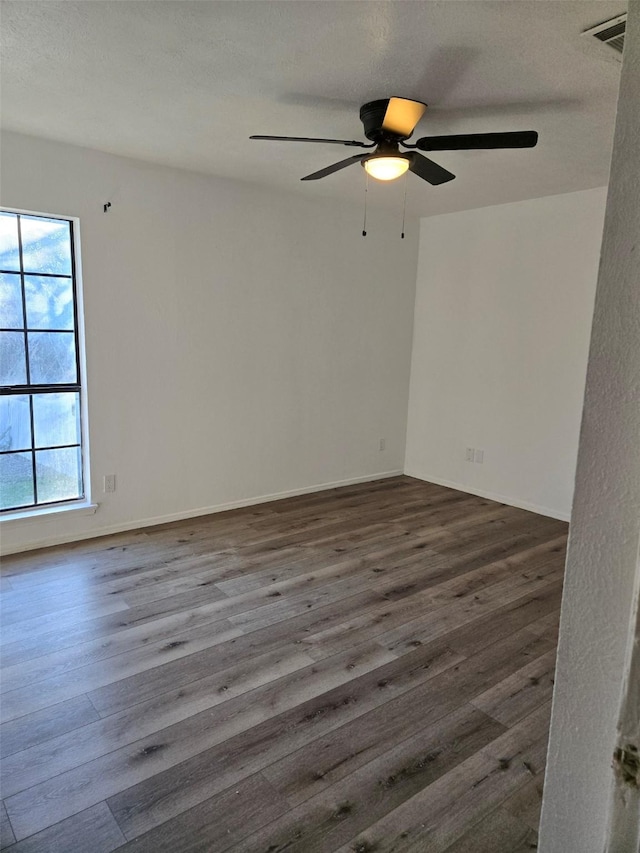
xmin=583 ymin=13 xmax=626 ymax=59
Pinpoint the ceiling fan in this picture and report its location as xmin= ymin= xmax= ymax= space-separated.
xmin=251 ymin=97 xmax=538 ymax=185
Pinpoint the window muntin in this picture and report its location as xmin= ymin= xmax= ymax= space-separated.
xmin=0 ymin=211 xmax=85 ymax=512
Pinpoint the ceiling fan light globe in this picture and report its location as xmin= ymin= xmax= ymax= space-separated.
xmin=364 ymin=156 xmax=410 ymax=181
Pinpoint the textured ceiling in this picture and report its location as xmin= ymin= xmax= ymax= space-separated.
xmin=0 ymin=1 xmax=625 ymax=216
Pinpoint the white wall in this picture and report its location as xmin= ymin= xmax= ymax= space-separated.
xmin=404 ymin=187 xmax=607 ymax=520
xmin=540 ymin=4 xmax=640 ymax=849
xmin=0 ymin=131 xmax=418 ymax=553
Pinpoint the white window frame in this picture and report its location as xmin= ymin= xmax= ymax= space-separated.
xmin=0 ymin=207 xmax=93 ymax=521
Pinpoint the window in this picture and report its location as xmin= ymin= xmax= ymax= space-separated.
xmin=0 ymin=210 xmax=87 ymax=513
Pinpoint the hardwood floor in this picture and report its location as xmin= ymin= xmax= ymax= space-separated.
xmin=0 ymin=476 xmax=566 ymax=852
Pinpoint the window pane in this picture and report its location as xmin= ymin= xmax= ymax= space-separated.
xmin=0 ymin=452 xmax=34 ymax=510
xmin=20 ymin=216 xmax=72 ymax=276
xmin=0 ymin=395 xmax=31 ymax=451
xmin=25 ymin=275 xmax=74 ymax=330
xmin=0 ymin=332 xmax=27 ymax=385
xmin=28 ymin=332 xmax=77 ymax=384
xmin=0 ymin=212 xmax=20 ymax=272
xmin=0 ymin=273 xmax=24 ymax=329
xmin=33 ymin=392 xmax=80 ymax=448
xmin=36 ymin=446 xmax=82 ymax=503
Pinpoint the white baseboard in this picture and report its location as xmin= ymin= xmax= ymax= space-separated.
xmin=0 ymin=469 xmax=404 ymax=555
xmin=405 ymin=473 xmax=571 ymax=522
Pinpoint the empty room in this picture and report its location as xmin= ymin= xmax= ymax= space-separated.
xmin=1 ymin=2 xmax=639 ymax=851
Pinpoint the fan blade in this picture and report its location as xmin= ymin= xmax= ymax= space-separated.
xmin=414 ymin=130 xmax=538 ymax=151
xmin=301 ymin=154 xmax=370 ymax=181
xmin=408 ymin=153 xmax=455 ymax=185
xmin=250 ymin=135 xmax=370 ymax=148
xmin=381 ymin=97 xmax=427 ymax=138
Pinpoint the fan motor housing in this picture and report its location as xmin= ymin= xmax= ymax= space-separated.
xmin=360 ymin=99 xmax=400 ymax=142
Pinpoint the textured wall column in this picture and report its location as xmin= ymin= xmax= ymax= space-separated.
xmin=539 ymin=4 xmax=640 ymax=851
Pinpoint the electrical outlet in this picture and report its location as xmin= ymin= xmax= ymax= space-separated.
xmin=379 ymin=438 xmax=386 ymax=452
xmin=475 ymin=449 xmax=484 ymax=464
xmin=104 ymin=474 xmax=116 ymax=493
xmin=465 ymin=447 xmax=475 ymax=462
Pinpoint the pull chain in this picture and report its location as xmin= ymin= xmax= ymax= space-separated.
xmin=362 ymin=172 xmax=369 ymax=237
xmin=401 ymin=173 xmax=408 ymax=239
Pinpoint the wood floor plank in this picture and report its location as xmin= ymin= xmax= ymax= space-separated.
xmin=3 ymin=637 xmax=398 ymax=830
xmin=433 ymin=510 xmax=565 ymax=552
xmin=262 ymin=700 xmax=506 ymax=810
xmin=223 ymin=560 xmax=448 ymax=634
xmin=214 ymin=532 xmax=436 ymax=597
xmin=228 ymin=706 xmax=505 ymax=853
xmin=471 ymin=647 xmax=557 ymax=726
xmin=1 ymin=538 xmax=194 ymax=591
xmin=0 ymin=595 xmax=131 ymax=645
xmin=1 ymin=532 xmax=420 ymax=672
xmin=0 ymin=559 xmax=234 ymax=624
xmin=445 ymin=582 xmax=562 ymax=656
xmin=0 ymin=694 xmax=100 ymax=759
xmin=86 ymin=588 xmax=384 ymax=720
xmin=332 ymin=702 xmax=551 ymax=853
xmin=104 ymin=642 xmax=465 ymax=839
xmin=0 ymin=618 xmax=241 ymax=722
xmin=501 ymin=772 xmax=546 ymax=834
xmin=0 ymin=641 xmax=322 ymax=800
xmin=0 ymin=559 xmax=367 ymax=674
xmin=526 ymin=607 xmax=561 ymax=642
xmin=0 ymin=544 xmax=416 ymax=692
xmin=0 ymin=802 xmax=125 ymax=853
xmin=1 ymin=530 xmax=153 ymax=578
xmin=106 ymin=628 xmax=548 ymax=841
xmin=245 ymin=488 xmax=465 ymax=536
xmin=0 ymin=581 xmax=232 ymax=667
xmin=303 ymin=547 xmax=563 ymax=662
xmin=2 ymin=546 xmax=240 ymax=602
xmin=111 ymin=772 xmax=289 ymax=853
xmin=438 ymin=807 xmax=539 ymax=853
xmin=1 ymin=801 xmax=16 ymax=849
xmin=375 ymin=569 xmax=562 ymax=658
xmin=85 ymin=595 xmax=384 ymax=717
xmin=0 ymin=610 xmax=240 ymax=696
xmin=0 ymin=477 xmax=566 ymax=852
xmin=227 ymin=517 xmax=406 ymax=557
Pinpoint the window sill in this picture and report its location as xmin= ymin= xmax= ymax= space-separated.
xmin=0 ymin=501 xmax=99 ymax=524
